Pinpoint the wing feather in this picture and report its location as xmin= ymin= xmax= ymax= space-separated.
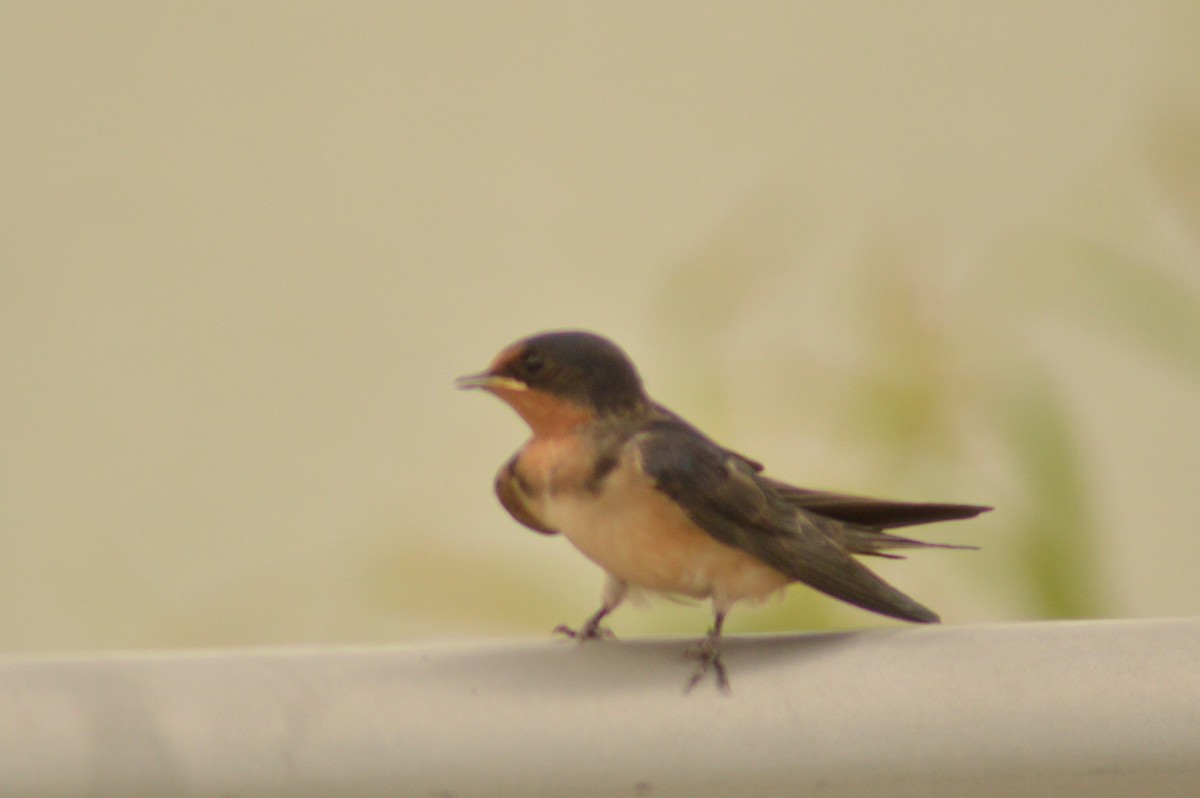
xmin=637 ymin=421 xmax=944 ymax=623
xmin=494 ymin=454 xmax=559 ymax=536
xmin=763 ymin=480 xmax=990 ymax=528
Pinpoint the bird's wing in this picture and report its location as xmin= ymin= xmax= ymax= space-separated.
xmin=762 ymin=480 xmax=991 ymax=529
xmin=494 ymin=454 xmax=560 ymax=536
xmin=636 ymin=420 xmax=939 ymax=623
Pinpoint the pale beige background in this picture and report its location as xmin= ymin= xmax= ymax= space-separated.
xmin=3 ymin=2 xmax=1198 ymax=652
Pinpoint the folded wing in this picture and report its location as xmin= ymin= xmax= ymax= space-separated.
xmin=763 ymin=480 xmax=990 ymax=529
xmin=637 ymin=420 xmax=979 ymax=623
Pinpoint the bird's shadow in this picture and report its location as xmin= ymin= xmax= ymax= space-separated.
xmin=417 ymin=629 xmax=887 ymax=697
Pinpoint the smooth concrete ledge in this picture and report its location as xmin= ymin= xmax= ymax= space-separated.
xmin=1 ymin=618 xmax=1198 ymax=797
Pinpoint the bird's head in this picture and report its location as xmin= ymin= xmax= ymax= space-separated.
xmin=456 ymin=331 xmax=647 ymax=435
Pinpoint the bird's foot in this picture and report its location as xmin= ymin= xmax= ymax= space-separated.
xmin=552 ymin=617 xmax=615 ymax=642
xmin=684 ymin=635 xmax=730 ymax=694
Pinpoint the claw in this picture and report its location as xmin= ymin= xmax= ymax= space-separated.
xmin=552 ymin=621 xmax=615 ymax=641
xmin=684 ymin=638 xmax=730 ymax=693
xmin=553 ymin=604 xmax=617 ymax=641
xmin=683 ymin=609 xmax=731 ymax=694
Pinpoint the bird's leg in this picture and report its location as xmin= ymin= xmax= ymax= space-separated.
xmin=685 ymin=608 xmax=730 ymax=694
xmin=554 ymin=576 xmax=627 ymax=642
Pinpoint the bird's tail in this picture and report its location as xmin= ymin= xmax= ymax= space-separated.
xmin=839 ymin=528 xmax=980 ymax=560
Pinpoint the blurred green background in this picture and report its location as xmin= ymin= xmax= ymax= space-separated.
xmin=3 ymin=3 xmax=1199 ymax=652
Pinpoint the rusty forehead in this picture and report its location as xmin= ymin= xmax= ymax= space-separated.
xmin=487 ymin=341 xmax=527 ymax=372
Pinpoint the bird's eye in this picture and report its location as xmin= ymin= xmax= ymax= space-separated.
xmin=522 ymin=352 xmax=545 ymax=376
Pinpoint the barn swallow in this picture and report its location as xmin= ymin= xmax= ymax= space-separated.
xmin=457 ymin=330 xmax=989 ymax=692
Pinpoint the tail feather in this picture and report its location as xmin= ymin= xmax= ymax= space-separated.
xmin=839 ymin=528 xmax=980 ymax=559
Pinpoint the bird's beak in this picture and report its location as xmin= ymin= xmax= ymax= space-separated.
xmin=454 ymin=372 xmax=528 ymax=392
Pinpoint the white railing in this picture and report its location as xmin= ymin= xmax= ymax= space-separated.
xmin=2 ymin=618 xmax=1197 ymax=797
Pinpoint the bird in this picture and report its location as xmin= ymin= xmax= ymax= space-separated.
xmin=456 ymin=330 xmax=989 ymax=692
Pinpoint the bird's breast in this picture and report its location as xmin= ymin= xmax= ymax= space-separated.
xmin=523 ymin=437 xmax=789 ymax=605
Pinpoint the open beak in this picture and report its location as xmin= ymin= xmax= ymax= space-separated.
xmin=454 ymin=372 xmax=528 ymax=392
